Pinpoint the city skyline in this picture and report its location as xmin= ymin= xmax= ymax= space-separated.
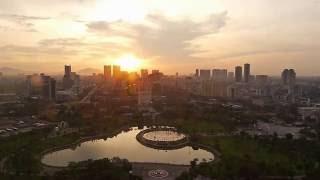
xmin=0 ymin=0 xmax=320 ymax=75
xmin=0 ymin=63 xmax=299 ymax=77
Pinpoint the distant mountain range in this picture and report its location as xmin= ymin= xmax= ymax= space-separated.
xmin=0 ymin=67 xmax=26 ymax=75
xmin=77 ymin=68 xmax=102 ymax=75
xmin=0 ymin=67 xmax=103 ymax=76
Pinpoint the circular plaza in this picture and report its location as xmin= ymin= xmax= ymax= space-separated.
xmin=136 ymin=127 xmax=189 ymax=150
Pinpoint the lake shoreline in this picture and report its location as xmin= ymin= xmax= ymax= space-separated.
xmin=40 ymin=126 xmax=219 ymax=174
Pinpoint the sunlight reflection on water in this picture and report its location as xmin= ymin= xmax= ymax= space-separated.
xmin=42 ymin=127 xmax=214 ymax=167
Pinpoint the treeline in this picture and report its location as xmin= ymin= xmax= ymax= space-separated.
xmin=52 ymin=158 xmax=141 ymax=180
xmin=177 ymin=135 xmax=320 ymax=179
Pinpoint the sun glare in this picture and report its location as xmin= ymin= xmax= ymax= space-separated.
xmin=115 ymin=54 xmax=142 ymax=72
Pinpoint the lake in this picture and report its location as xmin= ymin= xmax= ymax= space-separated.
xmin=42 ymin=127 xmax=214 ymax=167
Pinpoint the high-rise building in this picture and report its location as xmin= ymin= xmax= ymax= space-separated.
xmin=121 ymin=71 xmax=129 ymax=79
xmin=27 ymin=74 xmax=42 ymax=96
xmin=65 ymin=65 xmax=71 ymax=78
xmin=211 ymin=69 xmax=228 ymax=97
xmin=63 ymin=65 xmax=73 ymax=89
xmin=113 ymin=65 xmax=121 ymax=79
xmin=228 ymin=72 xmax=234 ymax=82
xmin=199 ymin=69 xmax=211 ymax=80
xmin=212 ymin=69 xmax=227 ymax=82
xmin=63 ymin=65 xmax=80 ymax=91
xmin=244 ymin=63 xmax=250 ymax=83
xmin=235 ymin=66 xmax=242 ymax=82
xmin=26 ymin=74 xmax=56 ymax=100
xmin=288 ymin=69 xmax=296 ymax=86
xmin=104 ymin=65 xmax=112 ymax=79
xmin=282 ymin=69 xmax=289 ymax=85
xmin=152 ymin=70 xmax=160 ymax=74
xmin=71 ymin=72 xmax=80 ymax=93
xmin=141 ymin=69 xmax=149 ymax=79
xmin=281 ymin=69 xmax=297 ymax=102
xmin=195 ymin=69 xmax=199 ymax=77
xmin=282 ymin=69 xmax=296 ymax=86
xmin=41 ymin=74 xmax=56 ymax=100
xmin=149 ymin=70 xmax=163 ymax=81
xmin=129 ymin=72 xmax=139 ymax=81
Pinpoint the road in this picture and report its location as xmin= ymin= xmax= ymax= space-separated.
xmin=80 ymin=86 xmax=97 ymax=103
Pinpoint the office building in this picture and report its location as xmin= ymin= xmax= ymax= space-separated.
xmin=195 ymin=69 xmax=199 ymax=77
xmin=65 ymin=65 xmax=71 ymax=77
xmin=282 ymin=69 xmax=296 ymax=86
xmin=63 ymin=65 xmax=74 ymax=89
xmin=26 ymin=74 xmax=56 ymax=100
xmin=199 ymin=69 xmax=211 ymax=80
xmin=244 ymin=63 xmax=250 ymax=83
xmin=104 ymin=65 xmax=112 ymax=79
xmin=41 ymin=74 xmax=56 ymax=100
xmin=140 ymin=69 xmax=149 ymax=79
xmin=228 ymin=72 xmax=234 ymax=82
xmin=62 ymin=65 xmax=80 ymax=91
xmin=212 ymin=69 xmax=227 ymax=82
xmin=235 ymin=66 xmax=242 ymax=82
xmin=152 ymin=70 xmax=160 ymax=74
xmin=282 ymin=69 xmax=289 ymax=85
xmin=288 ymin=69 xmax=296 ymax=86
xmin=113 ymin=65 xmax=121 ymax=79
xmin=121 ymin=71 xmax=129 ymax=79
xmin=149 ymin=70 xmax=163 ymax=81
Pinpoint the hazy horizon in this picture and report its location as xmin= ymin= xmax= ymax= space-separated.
xmin=0 ymin=0 xmax=320 ymax=75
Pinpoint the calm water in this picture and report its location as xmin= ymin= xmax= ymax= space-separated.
xmin=42 ymin=127 xmax=214 ymax=167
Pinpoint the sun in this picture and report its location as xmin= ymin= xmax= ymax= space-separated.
xmin=115 ymin=54 xmax=142 ymax=72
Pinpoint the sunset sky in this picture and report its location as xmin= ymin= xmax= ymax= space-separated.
xmin=0 ymin=0 xmax=319 ymax=75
